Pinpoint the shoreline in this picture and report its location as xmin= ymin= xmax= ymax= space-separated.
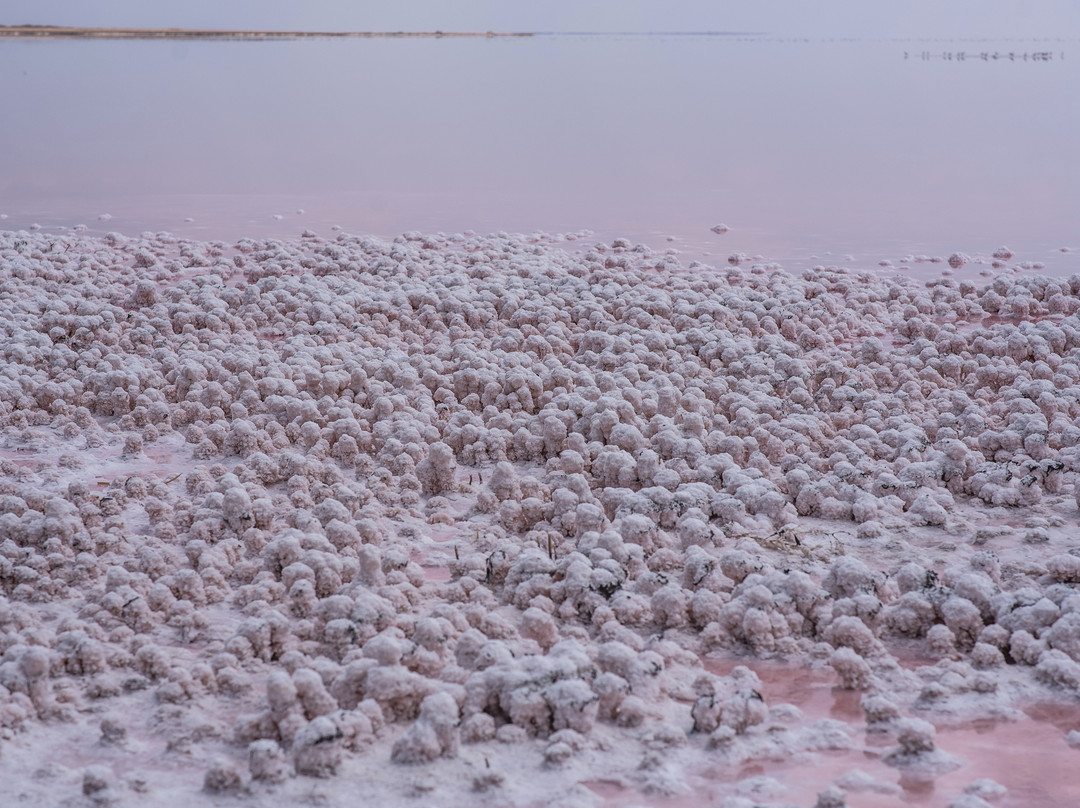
xmin=0 ymin=25 xmax=533 ymax=40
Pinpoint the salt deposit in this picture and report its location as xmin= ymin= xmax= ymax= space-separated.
xmin=0 ymin=227 xmax=1079 ymax=806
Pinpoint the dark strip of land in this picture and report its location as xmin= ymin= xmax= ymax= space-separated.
xmin=0 ymin=25 xmax=532 ymax=40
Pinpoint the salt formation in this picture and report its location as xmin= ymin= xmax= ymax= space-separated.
xmin=1 ymin=228 xmax=1080 ymax=806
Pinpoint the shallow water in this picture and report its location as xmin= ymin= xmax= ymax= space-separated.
xmin=2 ymin=29 xmax=1078 ymax=270
xmin=585 ymin=662 xmax=1080 ymax=808
xmin=680 ymin=657 xmax=1080 ymax=807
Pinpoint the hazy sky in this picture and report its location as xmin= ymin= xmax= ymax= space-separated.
xmin=3 ymin=1 xmax=1079 ymax=39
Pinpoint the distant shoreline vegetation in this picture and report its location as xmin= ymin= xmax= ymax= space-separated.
xmin=0 ymin=25 xmax=533 ymax=40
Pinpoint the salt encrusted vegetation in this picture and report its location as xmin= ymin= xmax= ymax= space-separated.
xmin=1 ymin=228 xmax=1079 ymax=805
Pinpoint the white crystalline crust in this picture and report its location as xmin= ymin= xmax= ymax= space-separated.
xmin=0 ymin=228 xmax=1079 ymax=805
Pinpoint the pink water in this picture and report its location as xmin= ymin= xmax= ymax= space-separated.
xmin=2 ymin=31 xmax=1078 ymax=273
xmin=664 ymin=656 xmax=1080 ymax=808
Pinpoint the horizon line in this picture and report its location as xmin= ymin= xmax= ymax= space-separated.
xmin=0 ymin=25 xmax=772 ymax=41
xmin=0 ymin=25 xmax=533 ymax=39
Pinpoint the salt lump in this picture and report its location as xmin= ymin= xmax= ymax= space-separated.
xmin=391 ymin=691 xmax=460 ymax=763
xmin=1 ymin=228 xmax=1080 ymax=806
xmin=883 ymin=717 xmax=956 ymax=769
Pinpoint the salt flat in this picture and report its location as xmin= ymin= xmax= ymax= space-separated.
xmin=2 ymin=228 xmax=1079 ymax=806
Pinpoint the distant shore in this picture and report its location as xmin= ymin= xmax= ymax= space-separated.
xmin=0 ymin=25 xmax=532 ymax=40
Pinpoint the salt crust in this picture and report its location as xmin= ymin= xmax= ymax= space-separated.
xmin=0 ymin=229 xmax=1079 ymax=805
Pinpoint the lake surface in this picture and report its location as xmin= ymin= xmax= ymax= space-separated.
xmin=2 ymin=28 xmax=1078 ymax=269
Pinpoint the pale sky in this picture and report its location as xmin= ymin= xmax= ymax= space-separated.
xmin=2 ymin=1 xmax=1079 ymax=39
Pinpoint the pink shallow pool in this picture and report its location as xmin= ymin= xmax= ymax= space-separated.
xmin=587 ymin=658 xmax=1080 ymax=808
